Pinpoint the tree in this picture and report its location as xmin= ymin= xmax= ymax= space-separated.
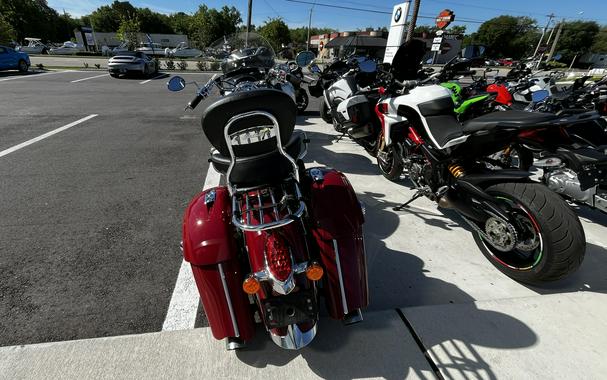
xmin=0 ymin=0 xmax=77 ymax=42
xmin=258 ymin=18 xmax=291 ymax=50
xmin=592 ymin=28 xmax=607 ymax=53
xmin=555 ymin=21 xmax=599 ymax=62
xmin=467 ymin=15 xmax=539 ymax=58
xmin=0 ymin=13 xmax=16 ymax=44
xmin=88 ymin=1 xmax=137 ymax=32
xmin=169 ymin=12 xmax=192 ymax=36
xmin=116 ymin=16 xmax=140 ymax=50
xmin=137 ymin=8 xmax=173 ymax=34
xmin=190 ymin=5 xmax=241 ymax=47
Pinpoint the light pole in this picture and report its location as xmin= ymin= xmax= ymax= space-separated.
xmin=306 ymin=5 xmax=314 ymax=51
xmin=246 ymin=0 xmax=253 ymax=47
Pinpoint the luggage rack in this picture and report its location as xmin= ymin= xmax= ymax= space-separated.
xmin=231 ymin=182 xmax=305 ymax=231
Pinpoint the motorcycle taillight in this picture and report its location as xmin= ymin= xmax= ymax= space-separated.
xmin=266 ymin=234 xmax=292 ymax=282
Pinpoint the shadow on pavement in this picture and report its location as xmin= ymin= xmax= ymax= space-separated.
xmin=0 ymin=70 xmax=47 ymax=78
xmin=236 ymin=171 xmax=537 ymax=379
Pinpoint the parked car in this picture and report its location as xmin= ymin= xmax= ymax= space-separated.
xmin=164 ymin=42 xmax=202 ymax=58
xmin=108 ymin=51 xmax=158 ymax=77
xmin=0 ymin=45 xmax=30 ymax=72
xmin=16 ymin=38 xmax=49 ymax=54
xmin=498 ymin=58 xmax=514 ymax=66
xmin=49 ymin=41 xmax=83 ymax=55
xmin=136 ymin=42 xmax=164 ymax=57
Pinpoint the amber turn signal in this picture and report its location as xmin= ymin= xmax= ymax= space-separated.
xmin=242 ymin=276 xmax=260 ymax=294
xmin=306 ymin=263 xmax=324 ymax=281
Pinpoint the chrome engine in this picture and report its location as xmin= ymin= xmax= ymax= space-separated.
xmin=545 ymin=168 xmax=596 ymax=203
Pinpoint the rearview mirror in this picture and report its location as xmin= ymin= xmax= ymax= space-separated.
xmin=167 ymin=76 xmax=186 ymax=92
xmin=359 ymin=59 xmax=377 ymax=73
xmin=296 ymin=51 xmax=315 ymax=67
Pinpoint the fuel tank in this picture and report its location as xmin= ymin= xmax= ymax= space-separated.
xmin=182 ymin=186 xmax=255 ymax=341
xmin=305 ymin=167 xmax=369 ymax=319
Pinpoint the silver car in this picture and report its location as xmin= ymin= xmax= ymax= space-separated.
xmin=108 ymin=51 xmax=158 ymax=77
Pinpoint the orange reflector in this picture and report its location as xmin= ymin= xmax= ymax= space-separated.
xmin=306 ymin=263 xmax=324 ymax=281
xmin=242 ymin=276 xmax=260 ymax=294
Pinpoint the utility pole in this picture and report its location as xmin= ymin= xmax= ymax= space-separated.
xmin=533 ymin=13 xmax=555 ymax=57
xmin=306 ymin=6 xmax=313 ymax=51
xmin=246 ymin=0 xmax=253 ymax=47
xmin=405 ymin=0 xmax=421 ymax=42
xmin=546 ymin=19 xmax=564 ymax=62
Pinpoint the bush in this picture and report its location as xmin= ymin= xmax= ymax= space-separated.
xmin=209 ymin=60 xmax=220 ymax=71
xmin=83 ymin=62 xmax=89 ymax=68
xmin=165 ymin=59 xmax=175 ymax=70
xmin=177 ymin=60 xmax=187 ymax=70
xmin=545 ymin=60 xmax=567 ymax=69
xmin=94 ymin=64 xmax=101 ymax=69
xmin=36 ymin=63 xmax=44 ymax=70
xmin=196 ymin=61 xmax=205 ymax=71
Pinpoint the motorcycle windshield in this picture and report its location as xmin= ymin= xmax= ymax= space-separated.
xmin=390 ymin=39 xmax=427 ymax=81
xmin=207 ymin=32 xmax=276 ymax=74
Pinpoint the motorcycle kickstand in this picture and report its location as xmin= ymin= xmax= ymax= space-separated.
xmin=333 ymin=132 xmax=346 ymax=142
xmin=393 ymin=191 xmax=424 ymax=211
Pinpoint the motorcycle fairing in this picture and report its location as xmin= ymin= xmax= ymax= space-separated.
xmin=182 ymin=186 xmax=256 ymax=341
xmin=382 ymin=84 xmax=469 ymax=149
xmin=306 ymin=167 xmax=369 ymax=319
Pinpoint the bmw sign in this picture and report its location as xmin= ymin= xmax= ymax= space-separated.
xmin=394 ymin=7 xmax=402 ymax=22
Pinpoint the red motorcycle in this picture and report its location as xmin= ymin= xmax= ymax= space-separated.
xmin=167 ymin=73 xmax=368 ymax=350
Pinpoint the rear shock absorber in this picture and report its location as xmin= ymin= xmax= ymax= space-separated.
xmin=448 ymin=163 xmax=466 ymax=178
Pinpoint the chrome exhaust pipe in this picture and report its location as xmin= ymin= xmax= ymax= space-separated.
xmin=269 ymin=323 xmax=317 ymax=350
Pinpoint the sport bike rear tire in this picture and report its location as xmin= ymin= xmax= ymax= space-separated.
xmin=475 ymin=182 xmax=585 ymax=284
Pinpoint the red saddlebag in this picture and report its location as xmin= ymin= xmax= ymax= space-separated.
xmin=306 ymin=167 xmax=369 ymax=319
xmin=182 ymin=186 xmax=255 ymax=341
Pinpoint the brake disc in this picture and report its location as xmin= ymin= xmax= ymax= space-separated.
xmin=484 ymin=217 xmax=517 ymax=252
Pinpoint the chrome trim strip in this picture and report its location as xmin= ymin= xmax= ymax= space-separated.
xmin=332 ymin=239 xmax=349 ymax=315
xmin=218 ymin=263 xmax=240 ymax=338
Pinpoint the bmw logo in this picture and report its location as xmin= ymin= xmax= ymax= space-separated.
xmin=394 ymin=7 xmax=402 ymax=22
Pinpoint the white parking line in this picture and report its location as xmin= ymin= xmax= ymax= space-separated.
xmin=0 ymin=70 xmax=71 ymax=82
xmin=139 ymin=74 xmax=163 ymax=85
xmin=162 ymin=165 xmax=222 ymax=331
xmin=0 ymin=114 xmax=98 ymax=158
xmin=70 ymin=73 xmax=108 ymax=83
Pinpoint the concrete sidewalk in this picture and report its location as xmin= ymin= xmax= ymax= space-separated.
xmin=2 ymin=116 xmax=606 ymax=379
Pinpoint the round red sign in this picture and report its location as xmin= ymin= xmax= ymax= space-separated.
xmin=436 ymin=9 xmax=455 ymax=30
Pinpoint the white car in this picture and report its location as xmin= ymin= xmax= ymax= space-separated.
xmin=49 ymin=41 xmax=83 ymax=55
xmin=16 ymin=38 xmax=49 ymax=54
xmin=136 ymin=42 xmax=164 ymax=57
xmin=165 ymin=42 xmax=202 ymax=58
xmin=108 ymin=51 xmax=158 ymax=77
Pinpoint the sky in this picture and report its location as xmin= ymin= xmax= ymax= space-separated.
xmin=47 ymin=0 xmax=607 ymax=33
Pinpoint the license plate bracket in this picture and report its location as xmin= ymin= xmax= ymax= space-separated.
xmin=261 ymin=290 xmax=317 ymax=329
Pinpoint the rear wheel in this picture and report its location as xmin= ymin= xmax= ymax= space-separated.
xmin=475 ymin=182 xmax=585 ymax=284
xmin=18 ymin=60 xmax=28 ymax=73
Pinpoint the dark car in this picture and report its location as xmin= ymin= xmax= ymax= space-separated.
xmin=0 ymin=45 xmax=31 ymax=72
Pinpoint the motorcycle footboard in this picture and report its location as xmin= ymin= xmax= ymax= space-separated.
xmin=182 ymin=186 xmax=255 ymax=342
xmin=306 ymin=167 xmax=369 ymax=320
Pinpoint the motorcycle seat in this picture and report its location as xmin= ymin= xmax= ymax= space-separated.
xmin=209 ymin=130 xmax=306 ymax=188
xmin=202 ymin=88 xmax=302 ymax=188
xmin=462 ymin=110 xmax=559 ymax=134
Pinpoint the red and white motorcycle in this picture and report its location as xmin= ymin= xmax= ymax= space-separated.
xmin=167 ymin=42 xmax=368 ymax=350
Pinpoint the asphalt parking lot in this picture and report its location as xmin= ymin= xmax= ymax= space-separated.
xmin=2 ymin=69 xmax=607 ymax=379
xmin=0 ymin=70 xmax=216 ymax=345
